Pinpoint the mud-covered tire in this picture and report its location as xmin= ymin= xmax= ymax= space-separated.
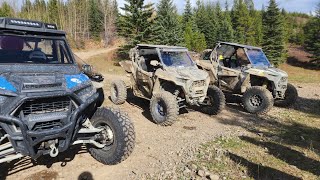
xmin=275 ymin=83 xmax=298 ymax=107
xmin=110 ymin=80 xmax=127 ymax=105
xmin=150 ymin=91 xmax=178 ymax=126
xmin=96 ymin=88 xmax=105 ymax=107
xmin=88 ymin=108 xmax=135 ymax=165
xmin=202 ymin=85 xmax=226 ymax=115
xmin=242 ymin=86 xmax=274 ymax=114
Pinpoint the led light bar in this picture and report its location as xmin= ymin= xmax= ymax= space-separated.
xmin=7 ymin=19 xmax=42 ymax=28
xmin=45 ymin=23 xmax=57 ymax=30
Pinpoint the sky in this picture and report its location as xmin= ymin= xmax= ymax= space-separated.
xmin=118 ymin=0 xmax=319 ymax=14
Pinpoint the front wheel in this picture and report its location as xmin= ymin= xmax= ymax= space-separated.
xmin=275 ymin=83 xmax=298 ymax=107
xmin=242 ymin=86 xmax=274 ymax=114
xmin=201 ymin=85 xmax=226 ymax=115
xmin=150 ymin=91 xmax=178 ymax=126
xmin=88 ymin=108 xmax=135 ymax=165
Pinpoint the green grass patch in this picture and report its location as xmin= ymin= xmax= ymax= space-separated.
xmin=280 ymin=63 xmax=320 ymax=83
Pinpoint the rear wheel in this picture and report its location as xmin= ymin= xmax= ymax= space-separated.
xmin=275 ymin=83 xmax=298 ymax=107
xmin=88 ymin=108 xmax=135 ymax=165
xmin=201 ymin=85 xmax=226 ymax=115
xmin=110 ymin=80 xmax=127 ymax=105
xmin=150 ymin=91 xmax=178 ymax=126
xmin=242 ymin=86 xmax=274 ymax=114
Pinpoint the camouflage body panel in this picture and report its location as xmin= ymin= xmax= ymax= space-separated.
xmin=197 ymin=42 xmax=289 ymax=99
xmin=122 ymin=44 xmax=210 ymax=105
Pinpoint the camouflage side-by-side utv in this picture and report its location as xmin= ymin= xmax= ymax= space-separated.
xmin=110 ymin=44 xmax=226 ymax=126
xmin=197 ymin=42 xmax=298 ymax=114
xmin=0 ymin=18 xmax=135 ymax=165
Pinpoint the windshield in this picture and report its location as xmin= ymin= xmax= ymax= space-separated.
xmin=246 ymin=49 xmax=271 ymax=67
xmin=160 ymin=51 xmax=194 ymax=67
xmin=0 ymin=35 xmax=73 ymax=64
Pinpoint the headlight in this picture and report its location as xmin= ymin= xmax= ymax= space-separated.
xmin=280 ymin=77 xmax=288 ymax=82
xmin=75 ymin=85 xmax=95 ymax=101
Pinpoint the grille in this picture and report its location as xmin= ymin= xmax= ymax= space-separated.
xmin=192 ymin=80 xmax=206 ymax=88
xmin=22 ymin=97 xmax=71 ymax=116
xmin=23 ymin=83 xmax=62 ymax=90
xmin=33 ymin=120 xmax=63 ymax=131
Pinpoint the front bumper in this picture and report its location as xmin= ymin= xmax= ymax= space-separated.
xmin=185 ymin=80 xmax=209 ymax=105
xmin=0 ymin=92 xmax=99 ymax=159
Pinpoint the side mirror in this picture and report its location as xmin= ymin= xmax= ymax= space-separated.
xmin=82 ymin=64 xmax=93 ymax=74
xmin=150 ymin=60 xmax=160 ymax=67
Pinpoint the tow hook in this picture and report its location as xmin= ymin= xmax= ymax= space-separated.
xmin=49 ymin=144 xmax=59 ymax=158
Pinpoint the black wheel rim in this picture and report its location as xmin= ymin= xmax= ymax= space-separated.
xmin=95 ymin=122 xmax=115 ymax=150
xmin=155 ymin=99 xmax=167 ymax=117
xmin=249 ymin=95 xmax=263 ymax=107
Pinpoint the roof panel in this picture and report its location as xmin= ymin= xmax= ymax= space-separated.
xmin=0 ymin=17 xmax=65 ymax=35
xmin=218 ymin=41 xmax=262 ymax=50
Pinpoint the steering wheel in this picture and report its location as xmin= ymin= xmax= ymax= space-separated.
xmin=29 ymin=50 xmax=47 ymax=62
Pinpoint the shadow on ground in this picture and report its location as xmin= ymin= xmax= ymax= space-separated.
xmin=227 ymin=152 xmax=302 ymax=180
xmin=0 ymin=145 xmax=87 ymax=180
xmin=293 ymin=96 xmax=320 ymax=117
xmin=217 ymin=97 xmax=320 ymax=177
xmin=240 ymin=136 xmax=320 ymax=176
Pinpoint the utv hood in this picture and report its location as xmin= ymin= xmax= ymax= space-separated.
xmin=167 ymin=66 xmax=209 ymax=81
xmin=246 ymin=66 xmax=288 ymax=78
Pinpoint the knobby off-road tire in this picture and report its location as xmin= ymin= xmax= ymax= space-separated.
xmin=88 ymin=108 xmax=135 ymax=165
xmin=110 ymin=80 xmax=127 ymax=105
xmin=242 ymin=86 xmax=274 ymax=114
xmin=150 ymin=91 xmax=179 ymax=126
xmin=275 ymin=83 xmax=298 ymax=107
xmin=202 ymin=85 xmax=226 ymax=115
xmin=96 ymin=88 xmax=105 ymax=107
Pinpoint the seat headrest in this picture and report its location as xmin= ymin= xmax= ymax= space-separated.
xmin=0 ymin=36 xmax=24 ymax=51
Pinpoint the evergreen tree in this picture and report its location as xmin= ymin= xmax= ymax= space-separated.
xmin=218 ymin=2 xmax=234 ymax=42
xmin=88 ymin=0 xmax=103 ymax=40
xmin=183 ymin=0 xmax=192 ymax=24
xmin=48 ymin=0 xmax=59 ymax=25
xmin=118 ymin=0 xmax=156 ymax=57
xmin=184 ymin=21 xmax=206 ymax=52
xmin=195 ymin=0 xmax=217 ymax=48
xmin=253 ymin=11 xmax=263 ymax=45
xmin=231 ymin=0 xmax=253 ymax=44
xmin=154 ymin=0 xmax=183 ymax=45
xmin=262 ymin=0 xmax=286 ymax=66
xmin=304 ymin=2 xmax=320 ymax=63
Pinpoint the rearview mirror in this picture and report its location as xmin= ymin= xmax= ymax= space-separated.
xmin=150 ymin=60 xmax=160 ymax=67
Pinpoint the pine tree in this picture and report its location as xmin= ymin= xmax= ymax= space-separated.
xmin=183 ymin=0 xmax=192 ymax=24
xmin=262 ymin=0 xmax=286 ymax=66
xmin=195 ymin=0 xmax=217 ymax=48
xmin=48 ymin=0 xmax=60 ymax=26
xmin=154 ymin=0 xmax=183 ymax=45
xmin=184 ymin=21 xmax=206 ymax=52
xmin=118 ymin=0 xmax=156 ymax=57
xmin=218 ymin=1 xmax=234 ymax=42
xmin=304 ymin=2 xmax=320 ymax=63
xmin=231 ymin=0 xmax=253 ymax=44
xmin=88 ymin=0 xmax=103 ymax=40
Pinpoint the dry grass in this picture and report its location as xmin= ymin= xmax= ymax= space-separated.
xmin=189 ymin=105 xmax=320 ymax=180
xmin=85 ymin=49 xmax=126 ymax=76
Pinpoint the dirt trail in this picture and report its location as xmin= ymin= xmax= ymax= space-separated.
xmin=74 ymin=47 xmax=119 ymax=60
xmin=1 ymin=48 xmax=318 ymax=180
